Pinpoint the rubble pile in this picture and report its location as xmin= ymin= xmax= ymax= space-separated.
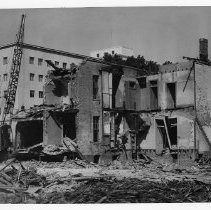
xmin=0 ymin=161 xmax=47 ymax=204
xmin=0 ymin=157 xmax=211 ymax=204
xmin=36 ymin=178 xmax=211 ymax=203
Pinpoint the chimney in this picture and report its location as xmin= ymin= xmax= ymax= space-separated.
xmin=199 ymin=38 xmax=208 ymax=61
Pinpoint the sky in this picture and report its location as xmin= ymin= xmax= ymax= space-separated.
xmin=0 ymin=7 xmax=211 ymax=64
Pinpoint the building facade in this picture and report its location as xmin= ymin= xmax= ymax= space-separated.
xmin=139 ymin=61 xmax=211 ymax=163
xmin=0 ymin=43 xmax=84 ymax=120
xmin=90 ymin=46 xmax=134 ymax=60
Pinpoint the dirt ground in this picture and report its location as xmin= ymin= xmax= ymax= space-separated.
xmin=0 ymin=158 xmax=211 ymax=203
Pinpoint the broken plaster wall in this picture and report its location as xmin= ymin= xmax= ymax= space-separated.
xmin=159 ymin=68 xmax=194 ymax=110
xmin=195 ymin=64 xmax=211 ymax=152
xmin=139 ymin=112 xmax=194 ymax=151
xmin=139 ymin=63 xmax=196 ymax=153
xmin=76 ymin=61 xmax=104 ymax=161
xmin=43 ymin=78 xmax=68 ymax=146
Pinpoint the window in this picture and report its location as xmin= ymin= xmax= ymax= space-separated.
xmin=38 ymin=75 xmax=43 ymax=82
xmin=149 ymin=80 xmax=158 ymax=109
xmin=29 ymin=57 xmax=34 ymax=64
xmin=97 ymin=53 xmax=99 ymax=58
xmin=38 ymin=58 xmax=43 ymax=66
xmin=39 ymin=91 xmax=43 ymax=98
xmin=46 ymin=60 xmax=51 ymax=67
xmin=137 ymin=76 xmax=147 ymax=89
xmin=30 ymin=73 xmax=35 ymax=81
xmin=166 ymin=82 xmax=176 ymax=108
xmin=93 ymin=75 xmax=99 ymax=100
xmin=93 ymin=116 xmax=99 ymax=142
xmin=129 ymin=81 xmax=136 ymax=89
xmin=30 ymin=90 xmax=35 ymax=98
xmin=63 ymin=62 xmax=67 ymax=69
xmin=55 ymin=61 xmax=59 ymax=66
xmin=4 ymin=90 xmax=8 ymax=98
xmin=3 ymin=73 xmax=8 ymax=81
xmin=3 ymin=57 xmax=8 ymax=65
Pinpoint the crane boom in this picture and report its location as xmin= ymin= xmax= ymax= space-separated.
xmin=1 ymin=14 xmax=25 ymax=124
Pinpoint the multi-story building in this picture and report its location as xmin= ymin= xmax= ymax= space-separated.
xmin=0 ymin=43 xmax=86 ymax=119
xmin=90 ymin=46 xmax=134 ymax=60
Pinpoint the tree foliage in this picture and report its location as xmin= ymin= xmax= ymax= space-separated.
xmin=103 ymin=53 xmax=159 ymax=75
xmin=163 ymin=61 xmax=172 ymax=65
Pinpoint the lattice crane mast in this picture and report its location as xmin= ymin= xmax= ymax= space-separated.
xmin=1 ymin=14 xmax=25 ymax=125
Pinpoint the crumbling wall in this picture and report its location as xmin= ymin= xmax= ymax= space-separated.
xmin=43 ymin=74 xmax=73 ymax=146
xmin=195 ymin=64 xmax=211 ymax=126
xmin=139 ymin=112 xmax=194 ymax=151
xmin=43 ymin=111 xmax=62 ymax=145
xmin=44 ymin=82 xmax=62 ymax=105
xmin=16 ymin=120 xmax=43 ymax=148
xmin=76 ymin=61 xmax=104 ymax=161
xmin=195 ymin=64 xmax=211 ymax=152
xmin=160 ymin=70 xmax=194 ymax=109
xmin=139 ymin=115 xmax=156 ymax=150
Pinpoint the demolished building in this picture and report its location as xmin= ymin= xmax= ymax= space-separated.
xmin=42 ymin=60 xmax=145 ymax=162
xmin=5 ymin=38 xmax=211 ymax=165
xmin=42 ymin=57 xmax=211 ymax=163
xmin=139 ymin=61 xmax=211 ymax=163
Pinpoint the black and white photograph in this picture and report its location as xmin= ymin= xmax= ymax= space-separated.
xmin=0 ymin=1 xmax=211 ymax=206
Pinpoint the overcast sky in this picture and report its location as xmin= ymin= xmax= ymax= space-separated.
xmin=0 ymin=7 xmax=210 ymax=64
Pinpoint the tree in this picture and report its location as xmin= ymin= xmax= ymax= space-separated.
xmin=163 ymin=61 xmax=172 ymax=65
xmin=103 ymin=52 xmax=160 ymax=75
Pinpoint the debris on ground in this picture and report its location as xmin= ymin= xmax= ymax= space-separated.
xmin=0 ymin=155 xmax=211 ymax=204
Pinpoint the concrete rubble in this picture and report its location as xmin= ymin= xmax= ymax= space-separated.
xmin=0 ymin=156 xmax=211 ymax=203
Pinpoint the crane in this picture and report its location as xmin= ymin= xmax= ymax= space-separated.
xmin=1 ymin=14 xmax=26 ymax=125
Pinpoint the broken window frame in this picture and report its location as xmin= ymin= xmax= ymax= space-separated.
xmin=93 ymin=116 xmax=100 ymax=142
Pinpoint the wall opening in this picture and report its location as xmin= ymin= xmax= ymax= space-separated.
xmin=62 ymin=113 xmax=76 ymax=140
xmin=93 ymin=75 xmax=99 ymax=100
xmin=149 ymin=80 xmax=158 ymax=109
xmin=168 ymin=118 xmax=177 ymax=146
xmin=16 ymin=120 xmax=43 ymax=148
xmin=93 ymin=155 xmax=100 ymax=163
xmin=155 ymin=117 xmax=177 ymax=150
xmin=156 ymin=119 xmax=169 ymax=149
xmin=93 ymin=116 xmax=100 ymax=142
xmin=166 ymin=82 xmax=176 ymax=108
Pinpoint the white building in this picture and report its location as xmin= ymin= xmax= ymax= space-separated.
xmin=90 ymin=46 xmax=134 ymax=60
xmin=0 ymin=43 xmax=85 ymax=120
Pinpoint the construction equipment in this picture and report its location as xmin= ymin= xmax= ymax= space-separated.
xmin=1 ymin=14 xmax=25 ymax=125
